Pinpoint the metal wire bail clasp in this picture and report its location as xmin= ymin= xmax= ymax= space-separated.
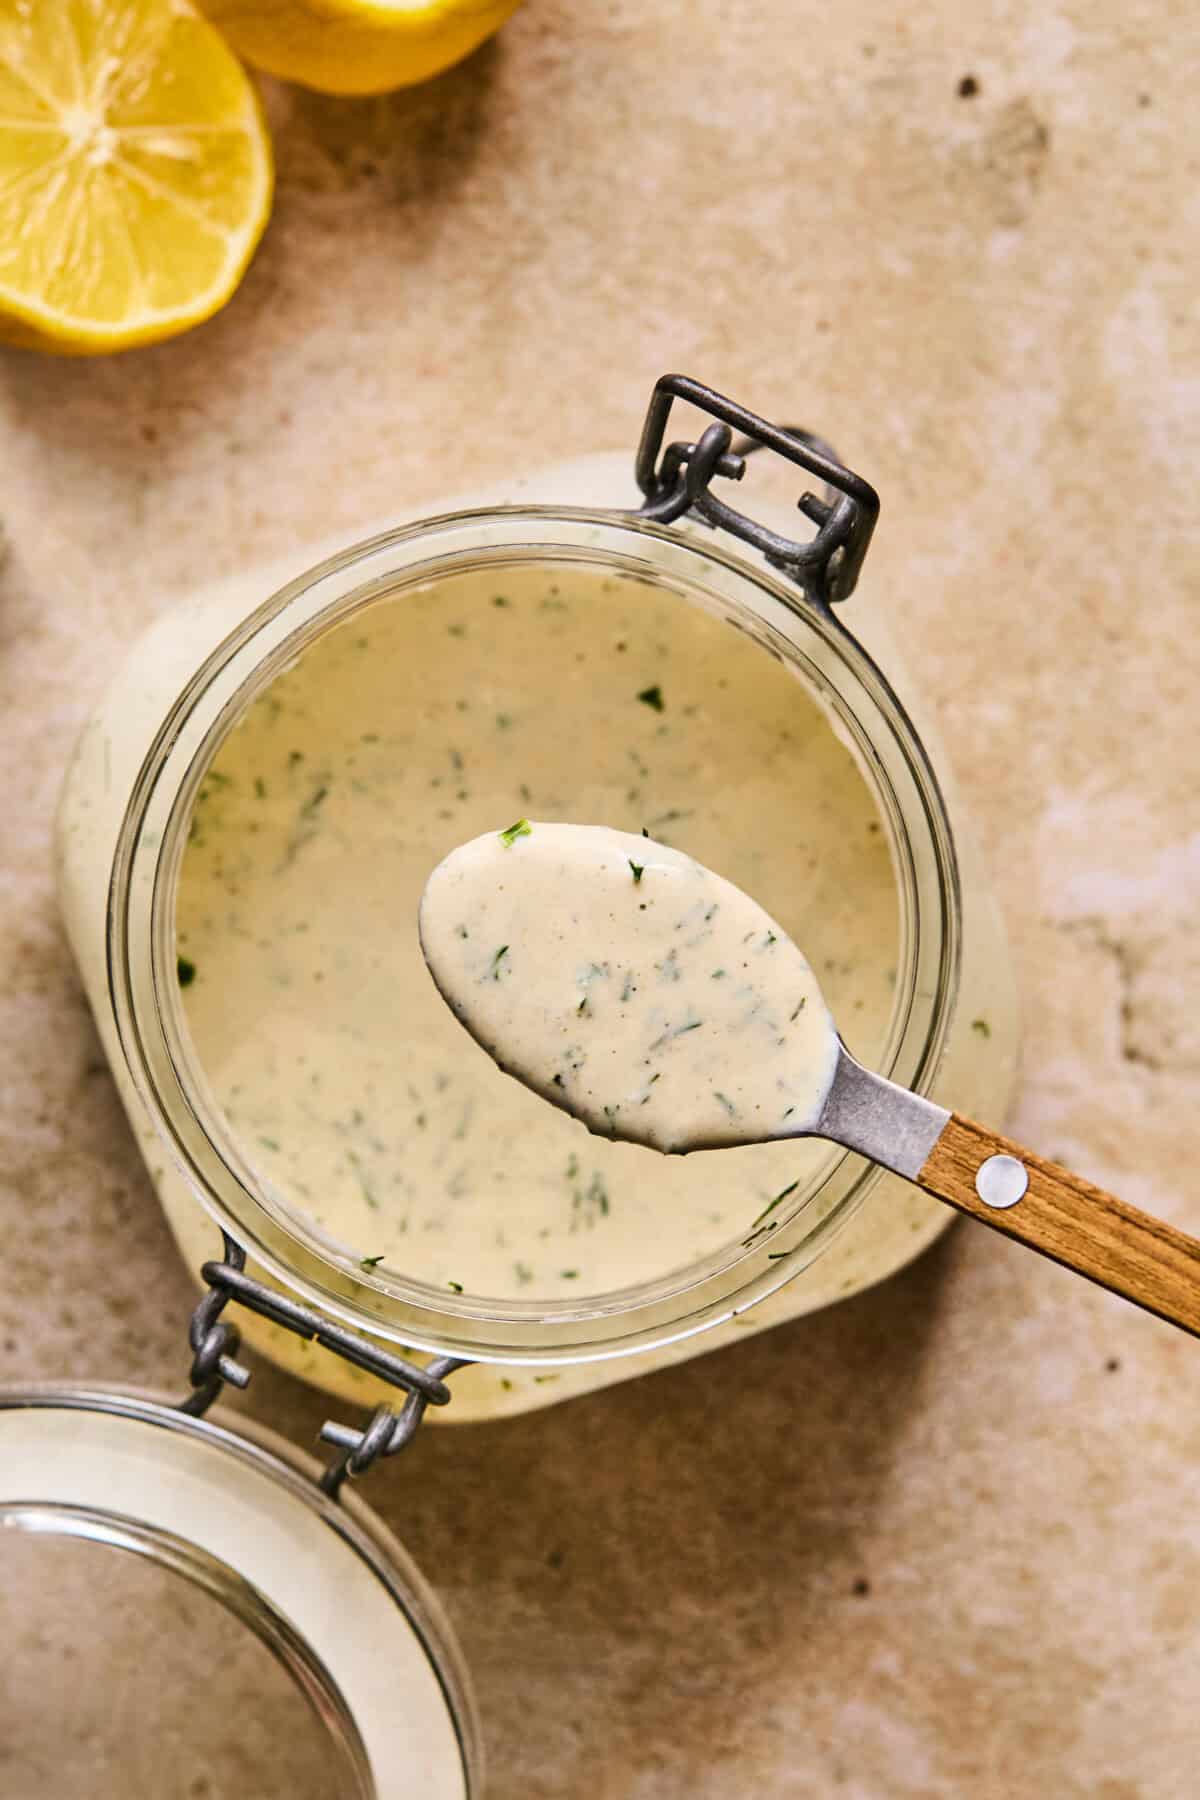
xmin=177 ymin=1232 xmax=466 ymax=1498
xmin=634 ymin=373 xmax=880 ymax=610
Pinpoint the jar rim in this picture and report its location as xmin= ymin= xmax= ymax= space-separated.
xmin=108 ymin=505 xmax=961 ymax=1363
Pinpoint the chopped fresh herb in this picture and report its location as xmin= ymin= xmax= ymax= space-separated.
xmin=577 ymin=995 xmax=590 ymax=1016
xmin=301 ymin=783 xmax=329 ymax=816
xmin=533 ymin=1375 xmax=560 ymax=1384
xmin=514 ymin=1260 xmax=533 ymax=1285
xmin=714 ymin=1091 xmax=737 ymax=1118
xmin=790 ymin=998 xmax=807 ymax=1020
xmin=447 ymin=1280 xmax=464 ymax=1293
xmin=495 ymin=713 xmax=512 ymax=730
xmin=561 ymin=1270 xmax=579 ymax=1279
xmin=254 ymin=777 xmax=267 ymax=800
xmin=752 ymin=1179 xmax=800 ymax=1227
xmin=288 ymin=749 xmax=304 ymax=766
xmin=552 ymin=1072 xmax=566 ymax=1088
xmin=499 ymin=817 xmax=532 ymax=848
xmin=447 ymin=623 xmax=466 ymax=638
xmin=177 ymin=956 xmax=197 ymax=988
xmin=500 ymin=1378 xmax=514 ymax=1391
xmin=490 ymin=945 xmax=510 ymax=979
xmin=637 ymin=684 xmax=665 ymax=712
xmin=767 ymin=1251 xmax=789 ymax=1261
xmin=971 ymin=1017 xmax=992 ymax=1038
xmin=712 ymin=969 xmax=727 ymax=980
xmin=629 ymin=860 xmax=645 ymax=884
xmin=258 ymin=1135 xmax=281 ymax=1153
xmin=492 ymin=594 xmax=510 ymax=608
xmin=764 ymin=932 xmax=777 ymax=947
xmin=360 ymin=1254 xmax=385 ymax=1270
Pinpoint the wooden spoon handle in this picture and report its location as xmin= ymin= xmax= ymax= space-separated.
xmin=919 ymin=1114 xmax=1200 ymax=1337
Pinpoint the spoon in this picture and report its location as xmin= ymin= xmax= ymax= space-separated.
xmin=419 ymin=820 xmax=1200 ymax=1339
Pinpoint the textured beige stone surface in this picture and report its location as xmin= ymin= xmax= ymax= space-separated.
xmin=2 ymin=1 xmax=1199 ymax=1794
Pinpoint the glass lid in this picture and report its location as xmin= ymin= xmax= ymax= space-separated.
xmin=0 ymin=1387 xmax=480 ymax=1799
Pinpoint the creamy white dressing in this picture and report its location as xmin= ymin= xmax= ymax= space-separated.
xmin=175 ymin=560 xmax=901 ymax=1301
xmin=420 ymin=822 xmax=839 ymax=1154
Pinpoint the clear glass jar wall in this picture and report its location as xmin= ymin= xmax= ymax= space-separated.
xmin=56 ymin=455 xmax=1019 ymax=1421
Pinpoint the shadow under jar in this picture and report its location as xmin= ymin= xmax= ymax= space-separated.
xmin=56 ymin=427 xmax=1018 ymax=1424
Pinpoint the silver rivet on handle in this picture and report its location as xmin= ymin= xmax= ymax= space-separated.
xmin=975 ymin=1153 xmax=1029 ymax=1210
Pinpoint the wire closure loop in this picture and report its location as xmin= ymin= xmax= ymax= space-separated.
xmin=177 ymin=1233 xmax=467 ymax=1498
xmin=634 ymin=373 xmax=880 ymax=609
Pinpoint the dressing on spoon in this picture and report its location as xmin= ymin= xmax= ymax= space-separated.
xmin=422 ymin=820 xmax=1200 ymax=1342
xmin=418 ymin=820 xmax=839 ymax=1154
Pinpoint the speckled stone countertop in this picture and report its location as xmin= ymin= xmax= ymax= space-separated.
xmin=2 ymin=1 xmax=1198 ymax=1794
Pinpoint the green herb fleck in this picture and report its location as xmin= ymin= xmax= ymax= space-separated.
xmin=288 ymin=749 xmax=304 ymax=767
xmin=500 ymin=1378 xmax=514 ymax=1391
xmin=499 ymin=817 xmax=532 ymax=848
xmin=552 ymin=1072 xmax=566 ymax=1088
xmin=637 ymin=684 xmax=665 ymax=712
xmin=360 ymin=1254 xmax=385 ymax=1270
xmin=448 ymin=1280 xmax=464 ymax=1293
xmin=712 ymin=969 xmax=727 ymax=980
xmin=496 ymin=713 xmax=512 ymax=730
xmin=767 ymin=1251 xmax=789 ymax=1261
xmin=254 ymin=777 xmax=267 ymax=800
xmin=301 ymin=784 xmax=329 ymax=817
xmin=714 ymin=1091 xmax=737 ymax=1118
xmin=764 ymin=932 xmax=777 ymax=947
xmin=577 ymin=995 xmax=590 ymax=1016
xmin=258 ymin=1135 xmax=281 ymax=1153
xmin=514 ymin=1260 xmax=533 ymax=1286
xmin=177 ymin=957 xmax=197 ymax=988
xmin=971 ymin=1017 xmax=992 ymax=1038
xmin=752 ymin=1179 xmax=800 ymax=1228
xmin=790 ymin=998 xmax=807 ymax=1020
xmin=490 ymin=945 xmax=510 ymax=979
xmin=492 ymin=594 xmax=511 ymax=608
xmin=629 ymin=860 xmax=645 ymax=885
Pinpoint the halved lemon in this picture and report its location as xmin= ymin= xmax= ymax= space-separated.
xmin=198 ymin=0 xmax=524 ymax=98
xmin=0 ymin=0 xmax=273 ymax=355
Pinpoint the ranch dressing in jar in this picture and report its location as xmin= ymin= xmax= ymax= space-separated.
xmin=173 ymin=561 xmax=895 ymax=1303
xmin=55 ymin=381 xmax=1019 ymax=1421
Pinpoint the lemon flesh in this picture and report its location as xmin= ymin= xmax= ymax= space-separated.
xmin=199 ymin=0 xmax=523 ymax=97
xmin=0 ymin=0 xmax=272 ymax=355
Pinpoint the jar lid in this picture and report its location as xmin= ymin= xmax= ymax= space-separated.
xmin=0 ymin=1385 xmax=480 ymax=1798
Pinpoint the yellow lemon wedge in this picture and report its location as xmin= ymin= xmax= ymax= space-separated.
xmin=198 ymin=0 xmax=524 ymax=98
xmin=0 ymin=0 xmax=272 ymax=355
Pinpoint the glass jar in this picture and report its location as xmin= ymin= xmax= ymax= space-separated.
xmin=0 ymin=1385 xmax=481 ymax=1795
xmin=56 ymin=381 xmax=1018 ymax=1423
